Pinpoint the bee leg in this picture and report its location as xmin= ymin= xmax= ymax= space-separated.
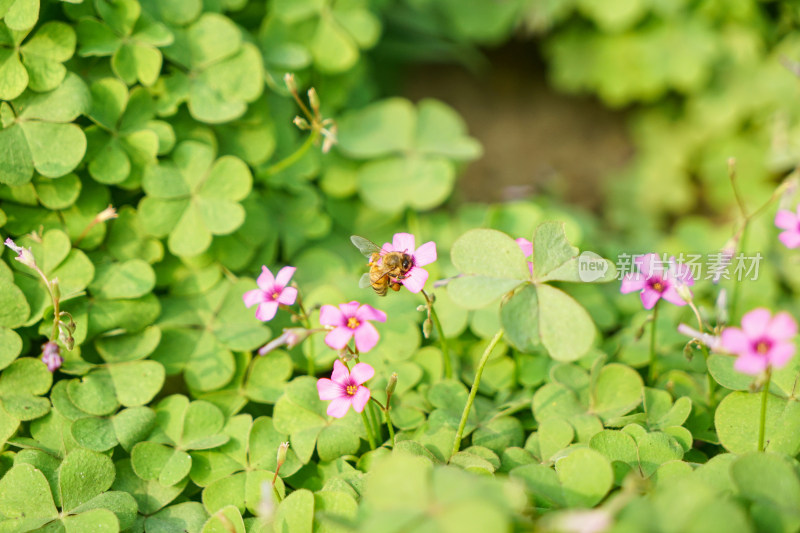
xmin=390 ymin=283 xmax=402 ymax=292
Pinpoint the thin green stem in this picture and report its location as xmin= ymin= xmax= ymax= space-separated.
xmin=758 ymin=369 xmax=772 ymax=452
xmin=360 ymin=410 xmax=376 ymax=450
xmin=271 ymin=483 xmax=282 ymax=504
xmin=451 ymin=329 xmax=504 ymax=459
xmin=648 ymin=303 xmax=659 ymax=384
xmin=422 ymin=289 xmax=451 ymax=379
xmin=730 ymin=224 xmax=748 ymax=323
xmin=384 ymin=408 xmax=395 ymax=447
xmin=264 ymin=130 xmax=319 ymax=177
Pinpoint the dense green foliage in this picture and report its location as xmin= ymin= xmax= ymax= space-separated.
xmin=3 ymin=0 xmax=800 ymax=532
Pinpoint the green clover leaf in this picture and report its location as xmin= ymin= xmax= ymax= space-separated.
xmin=0 ymin=21 xmax=75 ymax=101
xmin=0 ymin=73 xmax=89 ymax=186
xmin=155 ymin=13 xmax=263 ymax=124
xmin=76 ymin=0 xmax=173 ymax=87
xmin=130 ymin=394 xmax=229 ymax=487
xmin=84 ymin=78 xmax=164 ymax=186
xmin=150 ymin=277 xmax=270 ymax=392
xmin=0 ymin=0 xmax=39 ymax=32
xmin=337 ymin=98 xmax=482 ymax=213
xmin=190 ymin=415 xmax=295 ymax=515
xmin=271 ymin=0 xmax=380 ymax=74
xmin=139 ymin=140 xmax=252 ymax=257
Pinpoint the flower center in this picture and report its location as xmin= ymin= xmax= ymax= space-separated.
xmin=271 ymin=291 xmax=280 ymax=300
xmin=648 ymin=277 xmax=666 ymax=293
xmin=754 ymin=339 xmax=772 ymax=355
xmin=345 ymin=384 xmax=358 ymax=396
xmin=347 ymin=317 xmax=360 ymax=329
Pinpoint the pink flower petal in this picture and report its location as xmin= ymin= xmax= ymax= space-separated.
xmin=779 ymin=231 xmax=800 ymax=249
xmin=381 ymin=242 xmax=395 ymax=254
xmin=516 ymin=238 xmax=533 ymax=257
xmin=767 ymin=312 xmax=798 ymax=341
xmin=661 ymin=286 xmax=688 ymax=306
xmin=339 ymin=301 xmax=361 ymax=319
xmin=401 ymin=267 xmax=428 ymax=293
xmin=392 ymin=233 xmax=416 ymax=253
xmin=327 ymin=397 xmax=352 ymax=418
xmin=768 ymin=341 xmax=796 ymax=369
xmin=350 ymin=386 xmax=371 ymax=413
xmin=741 ymin=308 xmax=772 ymax=338
xmin=775 ymin=209 xmax=797 ymax=230
xmin=256 ymin=266 xmax=275 ymax=291
xmin=324 ymin=327 xmax=353 ymax=350
xmin=734 ymin=354 xmax=767 ymax=375
xmin=670 ymin=262 xmax=695 ymax=286
xmin=721 ymin=327 xmax=749 ymax=354
xmin=274 ymin=266 xmax=296 ymax=289
xmin=277 ymin=286 xmax=298 ymax=305
xmin=243 ymin=289 xmax=267 ymax=308
xmin=640 ymin=289 xmax=661 ymax=310
xmin=317 ymin=378 xmax=344 ymax=400
xmin=634 ymin=254 xmax=659 ymax=277
xmin=331 ymin=359 xmax=349 ymax=384
xmin=319 ymin=305 xmax=344 ymax=327
xmin=413 ymin=241 xmax=437 ymax=267
xmin=349 ymin=362 xmax=375 ymax=385
xmin=353 ymin=322 xmax=380 ymax=353
xmin=255 ymin=301 xmax=279 ymax=321
xmin=355 ymin=304 xmax=386 ymax=323
xmin=620 ymin=273 xmax=645 ymax=293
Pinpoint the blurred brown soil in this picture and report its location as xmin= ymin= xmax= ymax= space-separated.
xmin=402 ymin=42 xmax=634 ymax=210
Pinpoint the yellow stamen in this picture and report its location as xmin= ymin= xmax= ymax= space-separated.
xmin=346 ymin=385 xmax=357 ymax=396
xmin=756 ymin=341 xmax=769 ymax=354
xmin=347 ymin=317 xmax=360 ymax=329
xmin=652 ymin=281 xmax=664 ymax=292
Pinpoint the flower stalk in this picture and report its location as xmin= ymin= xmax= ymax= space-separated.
xmin=759 ymin=369 xmax=772 ymax=452
xmin=421 ymin=289 xmax=452 ymax=379
xmin=451 ymin=329 xmax=504 ymax=459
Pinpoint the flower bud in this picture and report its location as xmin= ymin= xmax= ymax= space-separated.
xmin=675 ymin=281 xmax=693 ymax=303
xmin=422 ymin=317 xmax=432 ymax=339
xmin=284 ymin=73 xmax=297 ymax=93
xmin=51 ymin=278 xmax=60 ymax=301
xmin=4 ymin=238 xmax=37 ymax=270
xmin=293 ymin=116 xmax=310 ymax=130
xmin=385 ymin=372 xmax=397 ymax=397
xmin=276 ymin=441 xmax=289 ymax=469
xmin=95 ymin=205 xmax=118 ymax=223
xmin=41 ymin=341 xmax=62 ymax=372
xmin=307 ymin=88 xmax=320 ymax=114
xmin=258 ymin=328 xmax=310 ymax=355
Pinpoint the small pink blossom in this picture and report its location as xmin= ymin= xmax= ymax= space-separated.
xmin=41 ymin=341 xmax=62 ymax=372
xmin=320 ymin=301 xmax=386 ymax=353
xmin=721 ymin=308 xmax=797 ymax=375
xmin=620 ymin=254 xmax=694 ymax=310
xmin=243 ymin=266 xmax=298 ymax=322
xmin=516 ymin=237 xmax=533 ymax=274
xmin=316 ymin=360 xmax=374 ymax=418
xmin=380 ymin=233 xmax=437 ymax=293
xmin=4 ymin=238 xmax=37 ymax=269
xmin=775 ymin=206 xmax=800 ymax=248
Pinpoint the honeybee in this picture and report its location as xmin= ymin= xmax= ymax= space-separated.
xmin=350 ymin=235 xmax=413 ymax=296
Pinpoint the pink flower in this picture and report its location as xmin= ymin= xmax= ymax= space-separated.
xmin=317 ymin=360 xmax=374 ymax=417
xmin=620 ymin=254 xmax=694 ymax=310
xmin=516 ymin=237 xmax=533 ymax=274
xmin=41 ymin=341 xmax=62 ymax=372
xmin=721 ymin=308 xmax=797 ymax=374
xmin=380 ymin=233 xmax=437 ymax=293
xmin=243 ymin=266 xmax=298 ymax=322
xmin=320 ymin=301 xmax=387 ymax=353
xmin=775 ymin=206 xmax=800 ymax=248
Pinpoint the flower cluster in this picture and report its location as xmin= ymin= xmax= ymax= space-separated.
xmin=245 ymin=233 xmax=436 ymax=419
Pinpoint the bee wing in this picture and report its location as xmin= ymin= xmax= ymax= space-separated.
xmin=358 ymin=272 xmax=373 ymax=289
xmin=350 ymin=235 xmax=382 ymax=258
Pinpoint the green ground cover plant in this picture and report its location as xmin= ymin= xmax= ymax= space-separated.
xmin=4 ymin=1 xmax=800 ymax=532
